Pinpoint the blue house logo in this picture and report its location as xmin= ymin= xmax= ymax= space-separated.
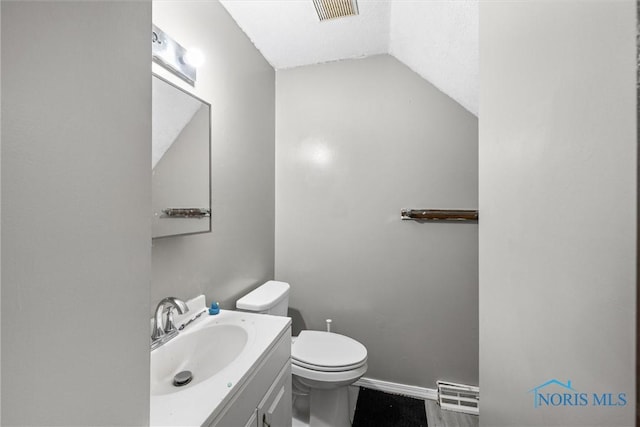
xmin=528 ymin=379 xmax=578 ymax=408
xmin=528 ymin=379 xmax=627 ymax=408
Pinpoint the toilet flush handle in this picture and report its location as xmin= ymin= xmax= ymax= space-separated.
xmin=326 ymin=319 xmax=332 ymax=333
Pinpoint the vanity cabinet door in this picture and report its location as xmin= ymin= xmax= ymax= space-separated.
xmin=257 ymin=362 xmax=291 ymax=427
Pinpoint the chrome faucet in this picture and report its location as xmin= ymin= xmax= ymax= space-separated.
xmin=151 ymin=297 xmax=189 ymax=350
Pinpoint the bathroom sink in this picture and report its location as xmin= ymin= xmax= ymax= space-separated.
xmin=150 ymin=323 xmax=248 ymax=395
xmin=149 ymin=303 xmax=291 ymax=427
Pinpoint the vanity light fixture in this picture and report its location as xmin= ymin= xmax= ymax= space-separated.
xmin=152 ymin=24 xmax=199 ymax=85
xmin=312 ymin=0 xmax=359 ymax=21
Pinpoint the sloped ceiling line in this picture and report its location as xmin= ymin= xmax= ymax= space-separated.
xmin=219 ymin=0 xmax=478 ymax=116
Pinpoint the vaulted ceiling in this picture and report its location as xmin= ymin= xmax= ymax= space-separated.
xmin=219 ymin=0 xmax=478 ymax=116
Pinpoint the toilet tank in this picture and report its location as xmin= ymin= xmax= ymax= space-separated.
xmin=236 ymin=280 xmax=290 ymax=316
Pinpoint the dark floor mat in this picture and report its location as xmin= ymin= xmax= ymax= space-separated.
xmin=352 ymin=387 xmax=428 ymax=427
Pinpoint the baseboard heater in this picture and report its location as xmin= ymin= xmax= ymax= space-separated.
xmin=437 ymin=380 xmax=479 ymax=415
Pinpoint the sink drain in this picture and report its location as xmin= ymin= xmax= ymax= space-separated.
xmin=173 ymin=370 xmax=193 ymax=387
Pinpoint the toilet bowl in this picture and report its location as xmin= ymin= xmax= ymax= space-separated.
xmin=292 ymin=330 xmax=367 ymax=387
xmin=291 ymin=330 xmax=367 ymax=427
xmin=237 ymin=281 xmax=368 ymax=427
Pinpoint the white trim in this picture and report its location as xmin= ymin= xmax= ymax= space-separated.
xmin=353 ymin=377 xmax=438 ymax=401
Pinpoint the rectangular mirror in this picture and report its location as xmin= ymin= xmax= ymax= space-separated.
xmin=152 ymin=74 xmax=211 ymax=238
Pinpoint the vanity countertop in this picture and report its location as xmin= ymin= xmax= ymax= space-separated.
xmin=150 ymin=309 xmax=291 ymax=426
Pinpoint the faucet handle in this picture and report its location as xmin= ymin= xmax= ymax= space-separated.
xmin=164 ymin=307 xmax=179 ymax=333
xmin=162 ymin=297 xmax=189 ymax=334
xmin=151 ymin=297 xmax=188 ymax=339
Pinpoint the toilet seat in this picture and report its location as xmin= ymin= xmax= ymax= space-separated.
xmin=292 ymin=330 xmax=367 ymax=372
xmin=292 ymin=360 xmax=368 ymax=384
xmin=292 ymin=358 xmax=366 ymax=372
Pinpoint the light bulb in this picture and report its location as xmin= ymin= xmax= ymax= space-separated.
xmin=184 ymin=48 xmax=205 ymax=67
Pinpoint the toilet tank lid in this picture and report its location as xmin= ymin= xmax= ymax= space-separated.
xmin=236 ymin=280 xmax=290 ymax=311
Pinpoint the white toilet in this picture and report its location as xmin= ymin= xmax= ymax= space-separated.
xmin=237 ymin=281 xmax=368 ymax=427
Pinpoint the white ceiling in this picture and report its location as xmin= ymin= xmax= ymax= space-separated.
xmin=219 ymin=0 xmax=478 ymax=116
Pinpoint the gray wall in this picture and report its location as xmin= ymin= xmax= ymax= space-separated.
xmin=1 ymin=1 xmax=151 ymax=425
xmin=479 ymin=1 xmax=636 ymax=426
xmin=151 ymin=1 xmax=276 ymax=310
xmin=1 ymin=3 xmax=3 ymax=420
xmin=275 ymin=55 xmax=479 ymax=388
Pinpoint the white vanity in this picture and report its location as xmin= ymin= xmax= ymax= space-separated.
xmin=150 ymin=300 xmax=292 ymax=427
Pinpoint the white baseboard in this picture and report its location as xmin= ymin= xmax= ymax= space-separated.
xmin=353 ymin=377 xmax=438 ymax=401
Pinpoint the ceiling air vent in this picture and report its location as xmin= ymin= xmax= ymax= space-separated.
xmin=313 ymin=0 xmax=359 ymax=21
